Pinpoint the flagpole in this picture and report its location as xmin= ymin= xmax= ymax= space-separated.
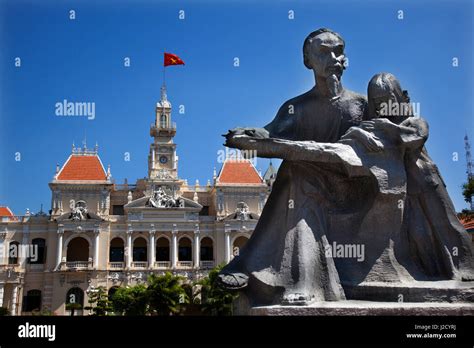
xmin=163 ymin=49 xmax=166 ymax=88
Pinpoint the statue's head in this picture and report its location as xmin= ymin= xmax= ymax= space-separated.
xmin=303 ymin=28 xmax=346 ymax=78
xmin=367 ymin=73 xmax=412 ymax=120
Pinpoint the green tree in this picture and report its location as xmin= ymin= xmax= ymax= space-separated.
xmin=147 ymin=272 xmax=188 ymax=316
xmin=110 ymin=284 xmax=148 ymax=316
xmin=197 ymin=264 xmax=239 ymax=316
xmin=462 ymin=177 xmax=474 ymax=211
xmin=85 ymin=286 xmax=113 ymax=316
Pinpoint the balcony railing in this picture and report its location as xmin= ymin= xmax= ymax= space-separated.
xmin=109 ymin=262 xmax=125 ymax=270
xmin=200 ymin=261 xmax=215 ymax=269
xmin=155 ymin=261 xmax=171 ymax=269
xmin=64 ymin=261 xmax=91 ymax=270
xmin=28 ymin=264 xmax=45 ymax=271
xmin=132 ymin=261 xmax=148 ymax=269
xmin=177 ymin=261 xmax=193 ymax=269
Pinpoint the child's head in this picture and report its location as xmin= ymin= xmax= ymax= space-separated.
xmin=367 ymin=73 xmax=412 ymax=122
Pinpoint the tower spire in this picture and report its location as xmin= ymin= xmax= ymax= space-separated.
xmin=161 ymin=84 xmax=168 ymax=102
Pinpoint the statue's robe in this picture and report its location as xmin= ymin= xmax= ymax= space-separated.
xmin=402 ymin=148 xmax=474 ymax=281
xmin=221 ymin=88 xmax=367 ymax=305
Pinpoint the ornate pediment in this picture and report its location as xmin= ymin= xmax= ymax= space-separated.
xmin=224 ymin=202 xmax=259 ymax=221
xmin=146 ymin=187 xmax=183 ymax=208
xmin=55 ymin=201 xmax=102 ymax=221
xmin=125 ymin=187 xmax=202 ymax=210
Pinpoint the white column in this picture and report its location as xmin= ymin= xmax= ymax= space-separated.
xmin=224 ymin=224 xmax=231 ymax=263
xmin=193 ymin=224 xmax=200 ymax=269
xmin=0 ymin=232 xmax=6 ymax=265
xmin=93 ymin=228 xmax=100 ymax=269
xmin=149 ymin=227 xmax=155 ymax=268
xmin=20 ymin=225 xmax=29 ymax=268
xmin=126 ymin=227 xmax=132 ymax=268
xmin=56 ymin=228 xmax=64 ymax=269
xmin=11 ymin=285 xmax=18 ymax=315
xmin=171 ymin=225 xmax=178 ymax=269
xmin=0 ymin=284 xmax=4 ymax=307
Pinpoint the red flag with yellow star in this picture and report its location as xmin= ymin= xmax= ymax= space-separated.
xmin=164 ymin=52 xmax=185 ymax=67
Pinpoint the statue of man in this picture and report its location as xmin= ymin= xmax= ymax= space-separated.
xmin=219 ymin=28 xmax=378 ymax=305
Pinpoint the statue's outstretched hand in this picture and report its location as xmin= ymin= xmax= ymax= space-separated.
xmin=223 ymin=127 xmax=269 ymax=148
xmin=341 ymin=126 xmax=384 ymax=152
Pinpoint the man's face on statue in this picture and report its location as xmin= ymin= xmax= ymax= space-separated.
xmin=306 ymin=32 xmax=345 ymax=78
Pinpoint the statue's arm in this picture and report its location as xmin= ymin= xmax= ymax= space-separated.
xmin=230 ymin=136 xmax=366 ymax=173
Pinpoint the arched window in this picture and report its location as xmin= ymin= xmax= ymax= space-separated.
xmin=178 ymin=237 xmax=192 ymax=261
xmin=29 ymin=238 xmax=46 ymax=264
xmin=8 ymin=241 xmax=20 ymax=264
xmin=66 ymin=237 xmax=89 ymax=262
xmin=133 ymin=237 xmax=147 ymax=262
xmin=156 ymin=237 xmax=170 ymax=261
xmin=109 ymin=238 xmax=124 ymax=262
xmin=232 ymin=236 xmax=249 ymax=258
xmin=66 ymin=287 xmax=84 ymax=313
xmin=108 ymin=286 xmax=119 ymax=301
xmin=22 ymin=289 xmax=42 ymax=312
xmin=160 ymin=114 xmax=167 ymax=128
xmin=200 ymin=237 xmax=214 ymax=261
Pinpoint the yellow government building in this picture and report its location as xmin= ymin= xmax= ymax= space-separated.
xmin=0 ymin=87 xmax=277 ymax=315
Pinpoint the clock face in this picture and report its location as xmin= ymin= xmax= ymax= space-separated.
xmin=159 ymin=155 xmax=168 ymax=164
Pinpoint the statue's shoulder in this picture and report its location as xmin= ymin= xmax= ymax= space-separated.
xmin=278 ymin=89 xmax=314 ymax=112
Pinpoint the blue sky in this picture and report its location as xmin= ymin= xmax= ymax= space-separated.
xmin=0 ymin=0 xmax=472 ymax=215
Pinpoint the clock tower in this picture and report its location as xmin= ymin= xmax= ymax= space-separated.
xmin=148 ymin=85 xmax=179 ymax=180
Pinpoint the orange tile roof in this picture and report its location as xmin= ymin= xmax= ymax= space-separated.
xmin=0 ymin=206 xmax=17 ymax=221
xmin=57 ymin=155 xmax=106 ymax=181
xmin=0 ymin=206 xmax=14 ymax=217
xmin=460 ymin=218 xmax=474 ymax=232
xmin=217 ymin=160 xmax=263 ymax=185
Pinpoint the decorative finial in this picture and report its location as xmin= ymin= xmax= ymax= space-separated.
xmin=106 ymin=164 xmax=111 ymax=180
xmin=161 ymin=85 xmax=168 ymax=102
xmin=56 ymin=164 xmax=60 ymax=174
xmin=193 ymin=191 xmax=199 ymax=203
xmin=213 ymin=167 xmax=217 ymax=179
xmin=127 ymin=191 xmax=133 ymax=204
xmin=207 ymin=179 xmax=211 ymax=187
xmin=195 ymin=179 xmax=200 ymax=187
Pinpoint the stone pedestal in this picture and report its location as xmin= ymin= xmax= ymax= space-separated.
xmin=248 ymin=301 xmax=474 ymax=316
xmin=234 ymin=281 xmax=474 ymax=316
